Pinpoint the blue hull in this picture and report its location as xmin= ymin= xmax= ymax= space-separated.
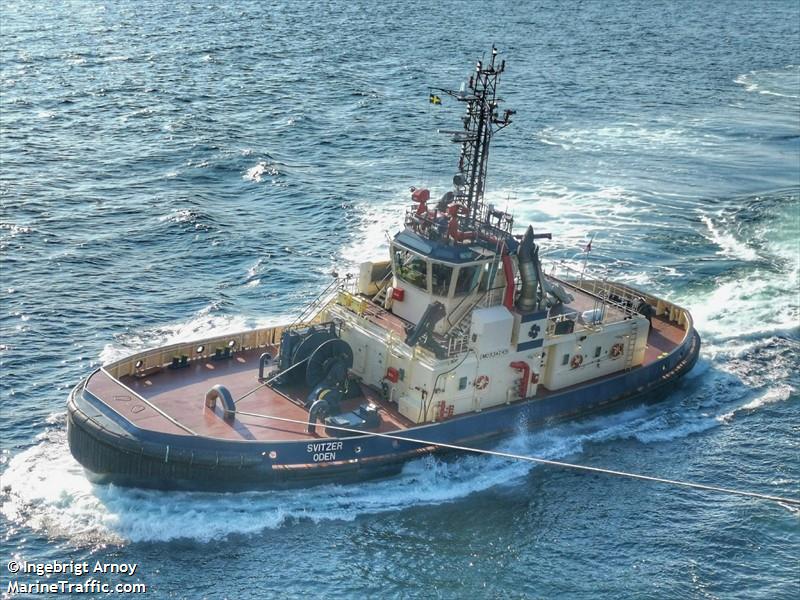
xmin=67 ymin=329 xmax=700 ymax=490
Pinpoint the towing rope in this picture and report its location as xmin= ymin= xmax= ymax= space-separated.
xmin=234 ymin=408 xmax=800 ymax=507
xmin=234 ymin=358 xmax=309 ymax=405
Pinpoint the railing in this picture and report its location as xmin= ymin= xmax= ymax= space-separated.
xmin=440 ymin=284 xmax=507 ymax=356
xmin=403 ymin=207 xmax=514 ymax=248
xmin=446 ymin=333 xmax=470 ymax=356
xmin=287 ymin=276 xmax=354 ymax=331
xmin=544 ymin=309 xmax=582 ymax=337
xmin=548 ymin=263 xmax=638 ymax=313
xmin=546 ymin=261 xmax=692 ymax=331
xmin=444 ymin=283 xmax=506 ymax=334
xmin=103 ymin=323 xmax=293 ymax=380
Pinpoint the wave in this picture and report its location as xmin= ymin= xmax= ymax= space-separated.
xmin=337 ymin=191 xmax=404 ymax=268
xmin=243 ymin=161 xmax=282 ymax=183
xmin=690 ymin=194 xmax=799 ymax=342
xmin=0 ymin=223 xmax=35 ymax=237
xmin=717 ymin=384 xmax=794 ymax=423
xmin=735 ymin=65 xmax=800 ymax=99
xmin=699 ymin=214 xmax=759 ymax=261
xmin=534 ymin=121 xmax=721 ymax=153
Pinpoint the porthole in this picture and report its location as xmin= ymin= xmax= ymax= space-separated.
xmin=355 ymin=446 xmax=362 ymax=454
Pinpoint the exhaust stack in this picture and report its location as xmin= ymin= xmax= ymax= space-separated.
xmin=516 ymin=225 xmax=541 ymax=311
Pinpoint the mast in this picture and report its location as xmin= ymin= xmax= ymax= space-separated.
xmin=438 ymin=46 xmax=515 ymax=240
xmin=405 ymin=47 xmax=515 ymax=249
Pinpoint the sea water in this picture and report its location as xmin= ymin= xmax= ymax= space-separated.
xmin=1 ymin=1 xmax=798 ymax=598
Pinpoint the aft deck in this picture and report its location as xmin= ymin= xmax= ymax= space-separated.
xmin=643 ymin=315 xmax=686 ymax=363
xmin=86 ymin=346 xmax=412 ymax=442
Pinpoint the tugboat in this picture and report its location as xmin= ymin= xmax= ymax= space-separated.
xmin=68 ymin=49 xmax=700 ymax=490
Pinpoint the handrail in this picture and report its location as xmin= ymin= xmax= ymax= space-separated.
xmin=371 ymin=267 xmax=395 ymax=302
xmin=287 ymin=277 xmax=347 ymax=330
xmin=444 ymin=281 xmax=506 ymax=332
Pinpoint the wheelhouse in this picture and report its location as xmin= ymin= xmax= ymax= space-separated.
xmin=388 ymin=231 xmax=501 ymax=333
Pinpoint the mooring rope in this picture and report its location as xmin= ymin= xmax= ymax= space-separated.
xmin=234 ymin=408 xmax=800 ymax=507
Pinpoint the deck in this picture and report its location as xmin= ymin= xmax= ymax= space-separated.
xmin=86 ymin=347 xmax=412 ymax=442
xmin=643 ymin=315 xmax=686 ymax=363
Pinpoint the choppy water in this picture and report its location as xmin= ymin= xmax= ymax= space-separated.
xmin=1 ymin=1 xmax=799 ymax=598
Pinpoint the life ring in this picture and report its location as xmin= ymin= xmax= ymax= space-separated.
xmin=530 ymin=372 xmax=539 ymax=385
xmin=611 ymin=343 xmax=624 ymax=358
xmin=570 ymin=354 xmax=583 ymax=369
xmin=475 ymin=375 xmax=489 ymax=390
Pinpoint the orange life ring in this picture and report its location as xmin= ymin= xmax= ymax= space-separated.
xmin=570 ymin=354 xmax=583 ymax=369
xmin=475 ymin=375 xmax=489 ymax=390
xmin=611 ymin=343 xmax=624 ymax=358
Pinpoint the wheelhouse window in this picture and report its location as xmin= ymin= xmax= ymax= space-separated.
xmin=454 ymin=264 xmax=481 ymax=295
xmin=431 ymin=262 xmax=453 ymax=296
xmin=479 ymin=260 xmax=499 ymax=292
xmin=393 ymin=247 xmax=429 ymax=291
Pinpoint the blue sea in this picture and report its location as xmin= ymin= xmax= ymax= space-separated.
xmin=1 ymin=1 xmax=798 ymax=598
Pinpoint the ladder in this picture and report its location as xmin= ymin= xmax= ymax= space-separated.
xmin=447 ymin=309 xmax=473 ymax=338
xmin=373 ymin=284 xmax=389 ymax=307
xmin=370 ymin=269 xmax=395 ymax=307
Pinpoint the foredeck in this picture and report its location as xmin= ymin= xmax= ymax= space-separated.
xmin=86 ymin=347 xmax=412 ymax=442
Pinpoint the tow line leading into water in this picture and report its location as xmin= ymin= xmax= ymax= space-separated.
xmin=234 ymin=408 xmax=800 ymax=507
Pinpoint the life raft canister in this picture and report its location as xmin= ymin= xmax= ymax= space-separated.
xmin=475 ymin=375 xmax=490 ymax=390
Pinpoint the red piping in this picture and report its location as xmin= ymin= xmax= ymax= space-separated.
xmin=510 ymin=361 xmax=530 ymax=398
xmin=447 ymin=204 xmax=476 ymax=242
